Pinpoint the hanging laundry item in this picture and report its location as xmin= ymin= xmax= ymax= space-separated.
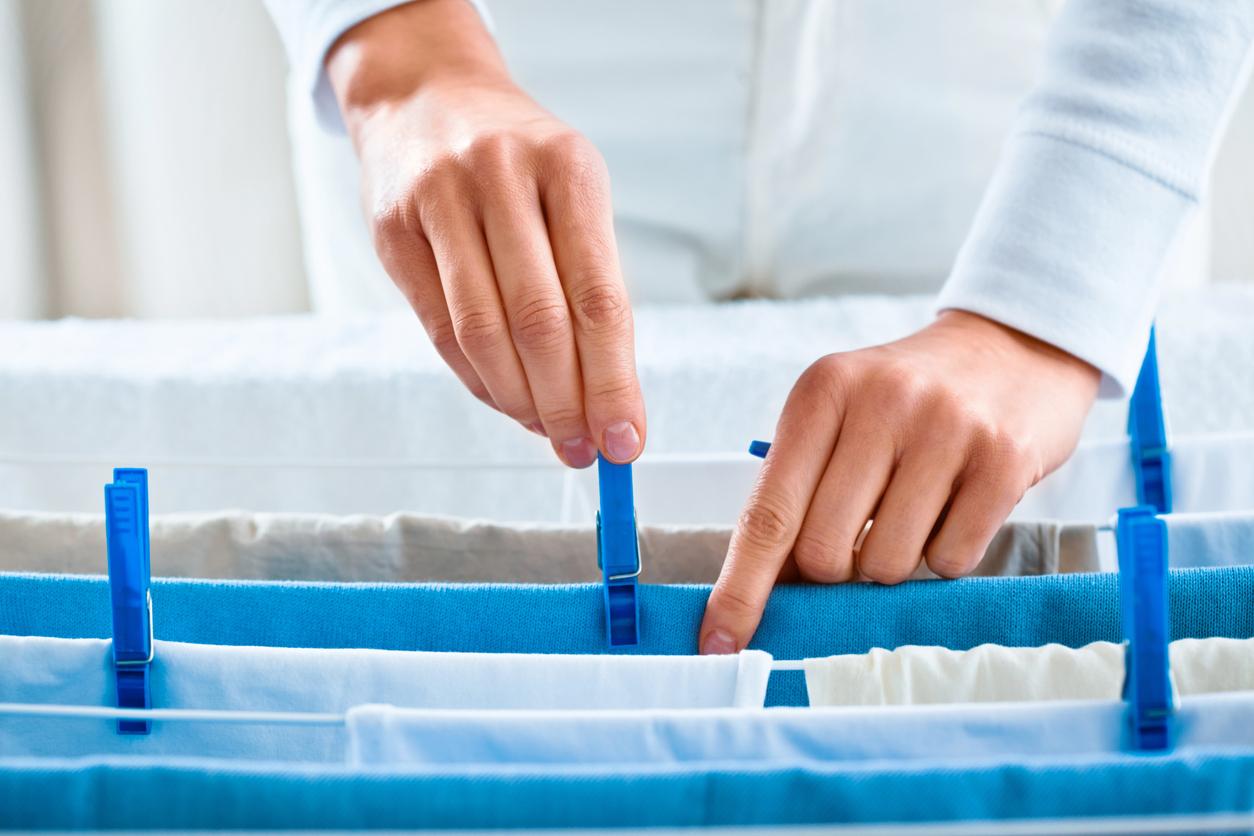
xmin=1164 ymin=511 xmax=1254 ymax=568
xmin=803 ymin=637 xmax=1254 ymax=707
xmin=0 ymin=636 xmax=772 ymax=760
xmin=346 ymin=692 xmax=1254 ymax=768
xmin=0 ymin=510 xmax=1104 ymax=582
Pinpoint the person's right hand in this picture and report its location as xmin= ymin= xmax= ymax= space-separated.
xmin=327 ymin=0 xmax=646 ymax=469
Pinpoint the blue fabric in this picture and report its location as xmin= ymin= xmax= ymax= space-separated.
xmin=2 ymin=750 xmax=1254 ymax=829
xmin=3 ymin=567 xmax=1254 ymax=707
xmin=3 ymin=568 xmax=1254 ymax=828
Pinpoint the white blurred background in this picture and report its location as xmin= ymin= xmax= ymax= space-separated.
xmin=3 ymin=0 xmax=1254 ymax=321
xmin=1 ymin=0 xmax=307 ymax=320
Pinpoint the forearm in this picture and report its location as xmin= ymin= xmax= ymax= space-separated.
xmin=939 ymin=0 xmax=1254 ymax=395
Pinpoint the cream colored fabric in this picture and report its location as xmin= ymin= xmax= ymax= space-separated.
xmin=804 ymin=638 xmax=1254 ymax=707
xmin=0 ymin=510 xmax=1098 ymax=584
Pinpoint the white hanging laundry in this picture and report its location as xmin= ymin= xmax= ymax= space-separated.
xmin=345 ymin=692 xmax=1254 ymax=768
xmin=803 ymin=638 xmax=1254 ymax=707
xmin=0 ymin=636 xmax=771 ymax=760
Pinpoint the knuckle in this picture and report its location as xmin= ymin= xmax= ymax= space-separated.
xmin=469 ymin=381 xmax=494 ymax=403
xmin=789 ymin=355 xmax=849 ymax=414
xmin=799 ymin=354 xmax=850 ymax=394
xmin=973 ymin=429 xmax=1039 ymax=485
xmin=571 ymin=280 xmax=630 ymax=334
xmin=452 ymin=306 xmax=508 ymax=355
xmin=709 ymin=580 xmax=765 ymax=621
xmin=510 ymin=295 xmax=572 ymax=353
xmin=500 ymin=403 xmax=538 ymax=424
xmin=542 ymin=130 xmax=604 ymax=175
xmin=537 ymin=404 xmax=585 ymax=431
xmin=410 ymin=158 xmax=462 ymax=204
xmin=370 ymin=201 xmax=418 ymax=256
xmin=585 ymin=375 xmax=638 ymax=405
xmin=995 ymin=433 xmax=1040 ymax=479
xmin=425 ymin=319 xmax=461 ymax=358
xmin=873 ymin=361 xmax=931 ymax=406
xmin=793 ymin=532 xmax=853 ymax=583
xmin=737 ymin=499 xmax=793 ymax=549
xmin=465 ymin=131 xmax=519 ymax=169
xmin=408 ymin=161 xmax=478 ymax=225
xmin=925 ymin=548 xmax=978 ymax=580
xmin=858 ymin=556 xmax=915 ymax=586
xmin=924 ymin=389 xmax=971 ymax=432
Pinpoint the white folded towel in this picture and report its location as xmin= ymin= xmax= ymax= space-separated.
xmin=804 ymin=637 xmax=1254 ymax=707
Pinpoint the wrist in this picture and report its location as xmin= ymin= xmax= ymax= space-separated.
xmin=326 ymin=0 xmax=509 ymax=132
xmin=933 ymin=310 xmax=1101 ymax=389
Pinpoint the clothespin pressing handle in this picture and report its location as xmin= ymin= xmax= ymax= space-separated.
xmin=1128 ymin=326 xmax=1172 ymax=514
xmin=595 ymin=455 xmax=641 ymax=647
xmin=1116 ymin=505 xmax=1172 ymax=751
xmin=105 ymin=468 xmax=154 ymax=735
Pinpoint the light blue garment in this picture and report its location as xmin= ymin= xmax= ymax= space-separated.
xmin=345 ymin=692 xmax=1254 ymax=767
xmin=1166 ymin=512 xmax=1254 ymax=568
xmin=4 ymin=749 xmax=1254 ymax=829
xmin=0 ymin=636 xmax=770 ymax=760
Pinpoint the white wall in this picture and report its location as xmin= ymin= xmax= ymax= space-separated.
xmin=13 ymin=0 xmax=308 ymax=319
xmin=92 ymin=0 xmax=308 ymax=317
xmin=0 ymin=0 xmax=47 ymax=319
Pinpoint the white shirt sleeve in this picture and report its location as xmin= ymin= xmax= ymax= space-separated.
xmin=937 ymin=0 xmax=1254 ymax=396
xmin=261 ymin=0 xmax=493 ymax=132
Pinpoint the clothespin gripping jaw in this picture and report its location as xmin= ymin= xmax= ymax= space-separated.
xmin=105 ymin=468 xmax=154 ymax=735
xmin=1128 ymin=327 xmax=1172 ymax=514
xmin=596 ymin=455 xmax=641 ymax=647
xmin=1116 ymin=505 xmax=1172 ymax=751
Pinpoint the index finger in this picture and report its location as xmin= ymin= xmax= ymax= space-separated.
xmin=540 ymin=136 xmax=646 ymax=464
xmin=699 ymin=368 xmax=845 ymax=654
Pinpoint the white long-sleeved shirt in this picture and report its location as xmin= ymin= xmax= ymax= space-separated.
xmin=264 ymin=0 xmax=1254 ymax=394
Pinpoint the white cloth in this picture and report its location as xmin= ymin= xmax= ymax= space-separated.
xmin=8 ymin=506 xmax=1253 ymax=584
xmin=264 ymin=0 xmax=1254 ymax=393
xmin=0 ymin=636 xmax=771 ymax=760
xmin=347 ymin=692 xmax=1254 ymax=767
xmin=3 ymin=292 xmax=1254 ymax=521
xmin=0 ymin=510 xmax=1102 ymax=582
xmin=803 ymin=638 xmax=1254 ymax=707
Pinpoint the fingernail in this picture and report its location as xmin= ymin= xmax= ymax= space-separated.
xmin=700 ymin=629 xmax=737 ymax=656
xmin=528 ymin=421 xmax=546 ymax=437
xmin=603 ymin=421 xmax=640 ymax=462
xmin=560 ymin=437 xmax=598 ymax=469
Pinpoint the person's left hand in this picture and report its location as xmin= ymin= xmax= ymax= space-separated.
xmin=698 ymin=311 xmax=1101 ymax=655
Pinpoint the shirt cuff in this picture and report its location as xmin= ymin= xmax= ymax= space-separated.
xmin=936 ymin=130 xmax=1197 ymax=397
xmin=280 ymin=0 xmax=494 ymax=134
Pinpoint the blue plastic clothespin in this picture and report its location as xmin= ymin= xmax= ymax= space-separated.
xmin=1128 ymin=327 xmax=1172 ymax=514
xmin=105 ymin=468 xmax=154 ymax=735
xmin=1115 ymin=505 xmax=1172 ymax=751
xmin=595 ymin=455 xmax=641 ymax=647
xmin=748 ymin=440 xmax=771 ymax=459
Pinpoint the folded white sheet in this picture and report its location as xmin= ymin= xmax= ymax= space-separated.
xmin=3 ymin=290 xmax=1252 ymax=521
xmin=803 ymin=638 xmax=1254 ymax=707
